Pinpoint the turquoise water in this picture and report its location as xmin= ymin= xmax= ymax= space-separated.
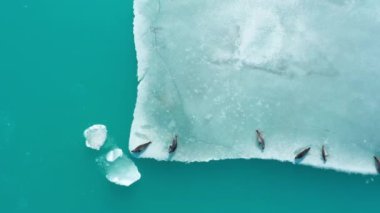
xmin=0 ymin=1 xmax=378 ymax=212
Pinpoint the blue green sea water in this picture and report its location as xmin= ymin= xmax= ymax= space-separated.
xmin=0 ymin=1 xmax=379 ymax=212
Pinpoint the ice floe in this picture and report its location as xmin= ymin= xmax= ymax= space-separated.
xmin=97 ymin=148 xmax=141 ymax=187
xmin=84 ymin=124 xmax=107 ymax=150
xmin=106 ymin=148 xmax=123 ymax=162
xmin=130 ymin=0 xmax=380 ymax=174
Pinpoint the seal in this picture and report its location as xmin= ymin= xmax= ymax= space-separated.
xmin=374 ymin=156 xmax=380 ymax=173
xmin=295 ymin=147 xmax=311 ymax=160
xmin=169 ymin=135 xmax=178 ymax=153
xmin=322 ymin=145 xmax=328 ymax=163
xmin=256 ymin=129 xmax=265 ymax=151
xmin=131 ymin=141 xmax=152 ymax=153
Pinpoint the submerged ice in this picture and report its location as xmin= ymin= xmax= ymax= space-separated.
xmin=130 ymin=0 xmax=380 ymax=174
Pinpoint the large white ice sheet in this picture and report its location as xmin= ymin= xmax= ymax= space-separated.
xmin=130 ymin=0 xmax=380 ymax=174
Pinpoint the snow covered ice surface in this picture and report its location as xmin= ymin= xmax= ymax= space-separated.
xmin=84 ymin=124 xmax=141 ymax=186
xmin=130 ymin=0 xmax=380 ymax=174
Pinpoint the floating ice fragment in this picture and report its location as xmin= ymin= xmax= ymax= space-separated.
xmin=97 ymin=148 xmax=141 ymax=187
xmin=103 ymin=156 xmax=141 ymax=187
xmin=84 ymin=124 xmax=107 ymax=150
xmin=105 ymin=152 xmax=141 ymax=186
xmin=106 ymin=148 xmax=123 ymax=162
xmin=83 ymin=125 xmax=141 ymax=186
xmin=130 ymin=0 xmax=380 ymax=174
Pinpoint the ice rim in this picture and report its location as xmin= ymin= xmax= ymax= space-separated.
xmin=130 ymin=0 xmax=380 ymax=175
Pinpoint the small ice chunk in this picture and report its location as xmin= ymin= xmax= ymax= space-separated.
xmin=106 ymin=148 xmax=123 ymax=162
xmin=84 ymin=125 xmax=140 ymax=187
xmin=84 ymin=124 xmax=107 ymax=150
xmin=97 ymin=148 xmax=141 ymax=187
